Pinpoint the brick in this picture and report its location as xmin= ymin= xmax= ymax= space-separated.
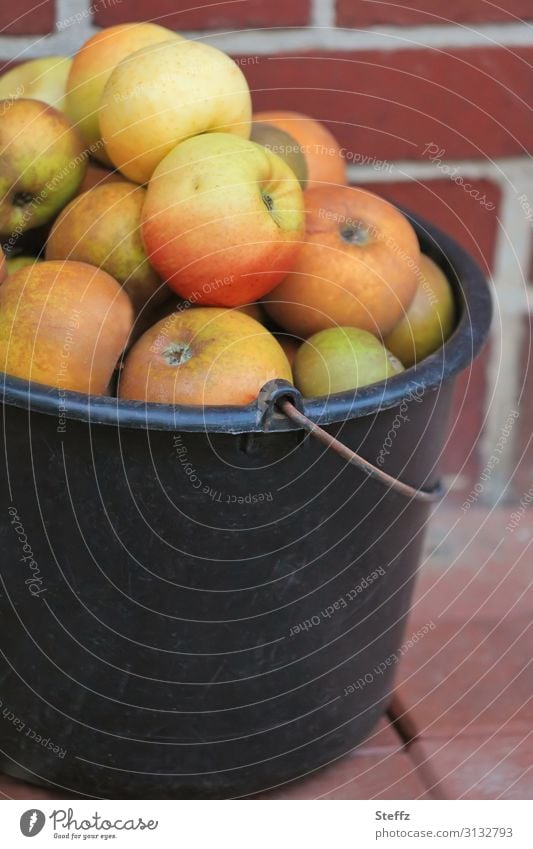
xmin=94 ymin=0 xmax=310 ymax=29
xmin=0 ymin=0 xmax=55 ymax=34
xmin=337 ymin=0 xmax=533 ymax=27
xmin=512 ymin=314 xmax=533 ymax=499
xmin=244 ymin=48 xmax=533 ymax=161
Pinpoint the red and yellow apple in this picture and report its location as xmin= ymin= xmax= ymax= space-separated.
xmin=99 ymin=39 xmax=252 ymax=183
xmin=0 ymin=99 xmax=87 ymax=236
xmin=263 ymin=185 xmax=420 ymax=338
xmin=65 ymin=23 xmax=178 ymax=166
xmin=141 ymin=132 xmax=305 ymax=307
xmin=119 ymin=307 xmax=292 ymax=406
xmin=293 ymin=326 xmax=404 ymax=397
xmin=0 ymin=57 xmax=72 ymax=113
xmin=384 ymin=254 xmax=456 ymax=366
xmin=46 ymin=181 xmax=166 ymax=315
xmin=0 ymin=260 xmax=133 ymax=393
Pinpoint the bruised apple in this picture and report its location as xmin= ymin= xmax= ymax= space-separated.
xmin=46 ymin=182 xmax=166 ymax=315
xmin=294 ymin=326 xmax=404 ymax=397
xmin=118 ymin=307 xmax=292 ymax=406
xmin=65 ymin=23 xmax=178 ymax=165
xmin=263 ymin=185 xmax=420 ymax=338
xmin=384 ymin=254 xmax=456 ymax=367
xmin=0 ymin=260 xmax=133 ymax=393
xmin=100 ymin=39 xmax=252 ymax=183
xmin=141 ymin=133 xmax=304 ymax=307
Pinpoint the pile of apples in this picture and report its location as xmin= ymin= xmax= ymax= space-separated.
xmin=0 ymin=23 xmax=456 ymax=407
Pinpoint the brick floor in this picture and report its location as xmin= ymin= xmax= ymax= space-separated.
xmin=1 ymin=505 xmax=531 ymax=800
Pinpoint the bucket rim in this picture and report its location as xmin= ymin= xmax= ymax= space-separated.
xmin=0 ymin=210 xmax=492 ymax=434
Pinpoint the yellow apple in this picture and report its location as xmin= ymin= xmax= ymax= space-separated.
xmin=0 ymin=57 xmax=72 ymax=112
xmin=99 ymin=39 xmax=252 ymax=184
xmin=65 ymin=23 xmax=179 ymax=165
xmin=141 ymin=133 xmax=305 ymax=306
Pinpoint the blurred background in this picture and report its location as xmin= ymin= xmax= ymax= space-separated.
xmin=1 ymin=0 xmax=530 ymax=507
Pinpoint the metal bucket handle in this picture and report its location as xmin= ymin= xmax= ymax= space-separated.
xmin=259 ymin=379 xmax=441 ymax=504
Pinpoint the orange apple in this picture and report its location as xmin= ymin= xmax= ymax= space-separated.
xmin=0 ymin=260 xmax=133 ymax=393
xmin=65 ymin=23 xmax=179 ymax=165
xmin=141 ymin=132 xmax=305 ymax=307
xmin=293 ymin=327 xmax=404 ymax=396
xmin=384 ymin=254 xmax=456 ymax=366
xmin=118 ymin=307 xmax=292 ymax=406
xmin=253 ymin=111 xmax=347 ymax=189
xmin=263 ymin=185 xmax=420 ymax=338
xmin=46 ymin=181 xmax=166 ymax=316
xmin=99 ymin=39 xmax=252 ymax=183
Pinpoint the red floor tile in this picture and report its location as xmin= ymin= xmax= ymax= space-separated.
xmin=410 ymin=734 xmax=533 ymax=799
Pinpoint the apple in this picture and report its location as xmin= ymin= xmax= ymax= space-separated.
xmin=253 ymin=111 xmax=347 ymax=189
xmin=65 ymin=23 xmax=178 ymax=166
xmin=250 ymin=123 xmax=308 ymax=188
xmin=141 ymin=132 xmax=305 ymax=307
xmin=0 ymin=99 xmax=87 ymax=237
xmin=0 ymin=260 xmax=133 ymax=393
xmin=384 ymin=254 xmax=456 ymax=366
xmin=78 ymin=162 xmax=121 ymax=194
xmin=46 ymin=181 xmax=167 ymax=316
xmin=263 ymin=185 xmax=420 ymax=338
xmin=118 ymin=307 xmax=292 ymax=406
xmin=5 ymin=255 xmax=42 ymax=274
xmin=0 ymin=57 xmax=72 ymax=113
xmin=293 ymin=326 xmax=404 ymax=397
xmin=99 ymin=39 xmax=252 ymax=184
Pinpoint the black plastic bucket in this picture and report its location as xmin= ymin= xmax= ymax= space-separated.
xmin=0 ymin=213 xmax=491 ymax=798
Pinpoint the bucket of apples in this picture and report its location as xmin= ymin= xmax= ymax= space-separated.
xmin=0 ymin=26 xmax=491 ymax=799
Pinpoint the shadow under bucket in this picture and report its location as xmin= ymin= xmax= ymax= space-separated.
xmin=0 ymin=212 xmax=492 ymax=798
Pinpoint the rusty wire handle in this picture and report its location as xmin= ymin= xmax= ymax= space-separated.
xmin=278 ymin=398 xmax=441 ymax=504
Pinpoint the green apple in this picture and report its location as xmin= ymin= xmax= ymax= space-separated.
xmin=0 ymin=99 xmax=88 ymax=237
xmin=5 ymin=255 xmax=42 ymax=274
xmin=384 ymin=254 xmax=456 ymax=367
xmin=250 ymin=123 xmax=308 ymax=189
xmin=0 ymin=57 xmax=72 ymax=113
xmin=294 ymin=326 xmax=404 ymax=396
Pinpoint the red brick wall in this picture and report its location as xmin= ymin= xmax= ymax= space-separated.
xmin=1 ymin=0 xmax=531 ymax=500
